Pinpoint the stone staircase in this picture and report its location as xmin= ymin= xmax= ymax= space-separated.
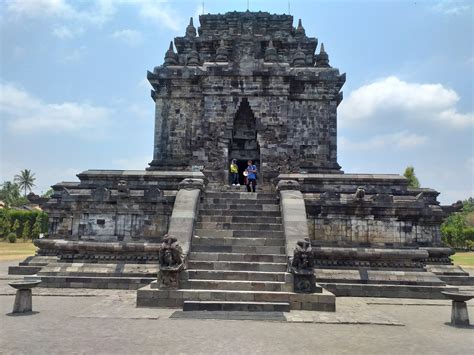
xmin=137 ymin=191 xmax=336 ymax=312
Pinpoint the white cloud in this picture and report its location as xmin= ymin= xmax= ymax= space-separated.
xmin=5 ymin=0 xmax=183 ymax=33
xmin=6 ymin=0 xmax=72 ymax=18
xmin=60 ymin=46 xmax=87 ymax=62
xmin=131 ymin=0 xmax=182 ymax=31
xmin=52 ymin=25 xmax=84 ymax=39
xmin=432 ymin=1 xmax=472 ymax=15
xmin=0 ymin=82 xmax=111 ymax=135
xmin=339 ymin=131 xmax=427 ymax=151
xmin=128 ymin=104 xmax=152 ymax=120
xmin=339 ymin=76 xmax=473 ymax=128
xmin=111 ymin=29 xmax=143 ymax=46
xmin=7 ymin=0 xmax=116 ymax=25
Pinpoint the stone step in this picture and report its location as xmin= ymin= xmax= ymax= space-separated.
xmin=199 ymin=209 xmax=281 ymax=217
xmin=183 ymin=300 xmax=290 ymax=312
xmin=183 ymin=279 xmax=292 ymax=292
xmin=191 ymin=245 xmax=286 ymax=254
xmin=438 ymin=275 xmax=474 ymax=286
xmin=25 ymin=275 xmax=154 ymax=289
xmin=185 ymin=269 xmax=290 ymax=282
xmin=319 ymin=282 xmax=457 ymax=300
xmin=187 ymin=260 xmax=287 ymax=272
xmin=200 ymin=204 xmax=280 ymax=212
xmin=199 ymin=215 xmax=282 ymax=224
xmin=8 ymin=266 xmax=42 ymax=275
xmin=202 ymin=198 xmax=278 ymax=205
xmin=205 ymin=192 xmax=277 ymax=200
xmin=196 ymin=222 xmax=282 ymax=231
xmin=314 ymin=269 xmax=447 ymax=286
xmin=137 ymin=284 xmax=336 ymax=311
xmin=194 ymin=230 xmax=284 ymax=239
xmin=192 ymin=236 xmax=285 ymax=246
xmin=189 ymin=252 xmax=286 ymax=263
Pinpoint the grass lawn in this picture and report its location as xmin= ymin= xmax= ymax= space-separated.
xmin=451 ymin=252 xmax=474 ymax=267
xmin=0 ymin=240 xmax=36 ymax=261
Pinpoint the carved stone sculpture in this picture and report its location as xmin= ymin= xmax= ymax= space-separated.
xmin=354 ymin=186 xmax=365 ymax=201
xmin=289 ymin=238 xmax=319 ymax=293
xmin=291 ymin=238 xmax=315 ymax=272
xmin=117 ymin=180 xmax=129 ymax=196
xmin=157 ymin=235 xmax=184 ymax=289
xmin=158 ymin=235 xmax=183 ymax=269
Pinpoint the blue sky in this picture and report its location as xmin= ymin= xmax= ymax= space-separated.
xmin=0 ymin=0 xmax=472 ymax=204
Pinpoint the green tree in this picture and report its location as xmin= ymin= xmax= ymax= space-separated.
xmin=403 ymin=166 xmax=420 ymax=188
xmin=12 ymin=219 xmax=20 ymax=236
xmin=14 ymin=169 xmax=36 ymax=197
xmin=441 ymin=197 xmax=474 ymax=249
xmin=0 ymin=181 xmax=21 ymax=206
xmin=0 ymin=211 xmax=12 ymax=237
xmin=462 ymin=197 xmax=474 ymax=213
xmin=32 ymin=215 xmax=43 ymax=239
xmin=22 ymin=221 xmax=31 ymax=240
xmin=42 ymin=189 xmax=54 ymax=198
xmin=441 ymin=213 xmax=465 ymax=248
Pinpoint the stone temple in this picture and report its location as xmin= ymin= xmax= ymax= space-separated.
xmin=13 ymin=11 xmax=469 ymax=312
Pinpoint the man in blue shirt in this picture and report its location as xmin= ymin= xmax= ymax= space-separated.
xmin=245 ymin=160 xmax=257 ymax=192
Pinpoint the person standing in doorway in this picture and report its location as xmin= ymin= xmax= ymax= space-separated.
xmin=230 ymin=159 xmax=239 ymax=186
xmin=246 ymin=160 xmax=257 ymax=192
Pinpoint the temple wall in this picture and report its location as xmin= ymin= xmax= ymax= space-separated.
xmin=276 ymin=174 xmax=446 ymax=248
xmin=308 ymin=217 xmax=441 ymax=246
xmin=287 ymin=100 xmax=338 ymax=171
xmin=44 ymin=171 xmax=206 ymax=243
xmin=153 ymin=96 xmax=203 ymax=167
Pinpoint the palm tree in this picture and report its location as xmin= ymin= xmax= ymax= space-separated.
xmin=14 ymin=169 xmax=36 ymax=197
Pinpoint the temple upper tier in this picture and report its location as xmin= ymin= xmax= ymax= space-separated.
xmin=147 ymin=11 xmax=346 ymax=183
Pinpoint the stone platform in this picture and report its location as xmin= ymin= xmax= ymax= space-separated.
xmin=137 ymin=281 xmax=336 ymax=312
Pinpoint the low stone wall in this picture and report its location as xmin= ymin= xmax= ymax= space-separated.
xmin=311 ymin=246 xmax=428 ymax=269
xmin=35 ymin=239 xmax=162 ymax=263
xmin=276 ymin=173 xmax=447 ymax=248
xmin=42 ymin=170 xmax=207 ymax=242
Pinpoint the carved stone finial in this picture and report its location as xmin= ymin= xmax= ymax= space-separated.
xmin=164 ymin=41 xmax=178 ymax=66
xmin=295 ymin=19 xmax=305 ymax=36
xmin=315 ymin=42 xmax=330 ymax=68
xmin=264 ymin=40 xmax=278 ymax=62
xmin=186 ymin=17 xmax=196 ymax=38
xmin=186 ymin=41 xmax=200 ymax=66
xmin=292 ymin=42 xmax=306 ymax=67
xmin=215 ymin=39 xmax=228 ymax=62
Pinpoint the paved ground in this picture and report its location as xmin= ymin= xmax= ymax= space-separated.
xmin=1 ymin=261 xmax=473 ymax=354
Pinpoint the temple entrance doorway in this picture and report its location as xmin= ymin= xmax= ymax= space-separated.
xmin=229 ymin=98 xmax=260 ymax=185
